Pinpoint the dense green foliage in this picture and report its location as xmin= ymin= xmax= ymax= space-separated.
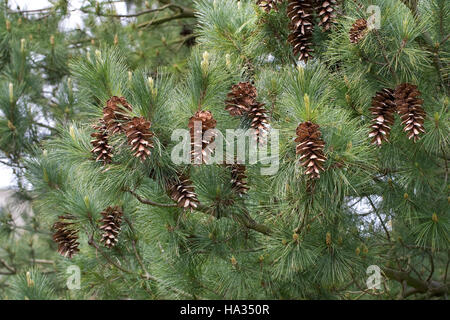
xmin=0 ymin=0 xmax=449 ymax=300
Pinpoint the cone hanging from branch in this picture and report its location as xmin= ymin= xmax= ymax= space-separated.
xmin=103 ymin=96 xmax=133 ymax=135
xmin=349 ymin=18 xmax=368 ymax=44
xmin=168 ymin=174 xmax=199 ymax=211
xmin=188 ymin=110 xmax=217 ymax=164
xmin=248 ymin=102 xmax=270 ymax=145
xmin=99 ymin=206 xmax=123 ymax=248
xmin=228 ymin=164 xmax=250 ymax=196
xmin=316 ymin=0 xmax=338 ymax=31
xmin=124 ymin=117 xmax=154 ymax=161
xmin=225 ymin=82 xmax=257 ymax=117
xmin=368 ymin=88 xmax=396 ymax=146
xmin=394 ymin=83 xmax=426 ymax=143
xmin=91 ymin=119 xmax=113 ymax=164
xmin=52 ymin=215 xmax=80 ymax=259
xmin=295 ymin=121 xmax=327 ymax=179
xmin=287 ymin=0 xmax=315 ymax=62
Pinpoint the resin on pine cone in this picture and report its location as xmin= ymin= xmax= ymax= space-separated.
xmin=228 ymin=164 xmax=249 ymax=197
xmin=168 ymin=175 xmax=199 ymax=211
xmin=257 ymin=0 xmax=283 ymax=12
xmin=349 ymin=18 xmax=368 ymax=44
xmin=188 ymin=110 xmax=217 ymax=164
xmin=124 ymin=116 xmax=154 ymax=161
xmin=52 ymin=215 xmax=80 ymax=259
xmin=295 ymin=121 xmax=327 ymax=179
xmin=91 ymin=119 xmax=113 ymax=164
xmin=99 ymin=206 xmax=123 ymax=248
xmin=316 ymin=0 xmax=337 ymax=31
xmin=368 ymin=88 xmax=396 ymax=146
xmin=225 ymin=82 xmax=257 ymax=117
xmin=394 ymin=83 xmax=426 ymax=142
xmin=103 ymin=96 xmax=133 ymax=134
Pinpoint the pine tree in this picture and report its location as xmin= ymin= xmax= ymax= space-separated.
xmin=1 ymin=0 xmax=449 ymax=301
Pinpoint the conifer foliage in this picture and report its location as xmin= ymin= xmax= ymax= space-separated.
xmin=2 ymin=0 xmax=449 ymax=301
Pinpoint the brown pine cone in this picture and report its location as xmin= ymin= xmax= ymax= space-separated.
xmin=52 ymin=215 xmax=80 ymax=259
xmin=99 ymin=206 xmax=123 ymax=248
xmin=349 ymin=18 xmax=368 ymax=44
xmin=225 ymin=82 xmax=257 ymax=117
xmin=228 ymin=164 xmax=250 ymax=196
xmin=287 ymin=27 xmax=314 ymax=62
xmin=368 ymin=88 xmax=396 ymax=146
xmin=248 ymin=102 xmax=271 ymax=145
xmin=124 ymin=117 xmax=154 ymax=161
xmin=188 ymin=110 xmax=217 ymax=164
xmin=257 ymin=0 xmax=283 ymax=13
xmin=316 ymin=0 xmax=338 ymax=31
xmin=91 ymin=119 xmax=113 ymax=164
xmin=394 ymin=83 xmax=426 ymax=142
xmin=168 ymin=174 xmax=199 ymax=211
xmin=295 ymin=121 xmax=327 ymax=179
xmin=287 ymin=0 xmax=315 ymax=62
xmin=103 ymin=96 xmax=133 ymax=135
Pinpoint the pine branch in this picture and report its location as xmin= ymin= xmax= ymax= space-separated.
xmin=81 ymin=4 xmax=185 ymax=18
xmin=127 ymin=190 xmax=272 ymax=235
xmin=383 ymin=267 xmax=449 ymax=298
xmin=137 ymin=10 xmax=195 ymax=29
xmin=127 ymin=189 xmax=178 ymax=208
xmin=0 ymin=258 xmax=16 ymax=274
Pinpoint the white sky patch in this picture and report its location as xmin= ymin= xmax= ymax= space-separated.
xmin=0 ymin=164 xmax=15 ymax=189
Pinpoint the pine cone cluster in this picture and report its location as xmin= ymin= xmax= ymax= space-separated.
xmin=295 ymin=121 xmax=327 ymax=179
xmin=188 ymin=110 xmax=217 ymax=164
xmin=257 ymin=0 xmax=283 ymax=12
xmin=287 ymin=0 xmax=315 ymax=63
xmin=90 ymin=96 xmax=156 ymax=163
xmin=225 ymin=82 xmax=257 ymax=117
xmin=103 ymin=96 xmax=133 ymax=135
xmin=52 ymin=215 xmax=80 ymax=259
xmin=394 ymin=83 xmax=426 ymax=143
xmin=349 ymin=18 xmax=367 ymax=44
xmin=225 ymin=82 xmax=270 ymax=144
xmin=168 ymin=175 xmax=199 ymax=211
xmin=228 ymin=164 xmax=249 ymax=196
xmin=368 ymin=84 xmax=426 ymax=145
xmin=124 ymin=117 xmax=154 ymax=162
xmin=316 ymin=0 xmax=337 ymax=31
xmin=91 ymin=119 xmax=113 ymax=164
xmin=99 ymin=206 xmax=123 ymax=248
xmin=368 ymin=88 xmax=396 ymax=146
